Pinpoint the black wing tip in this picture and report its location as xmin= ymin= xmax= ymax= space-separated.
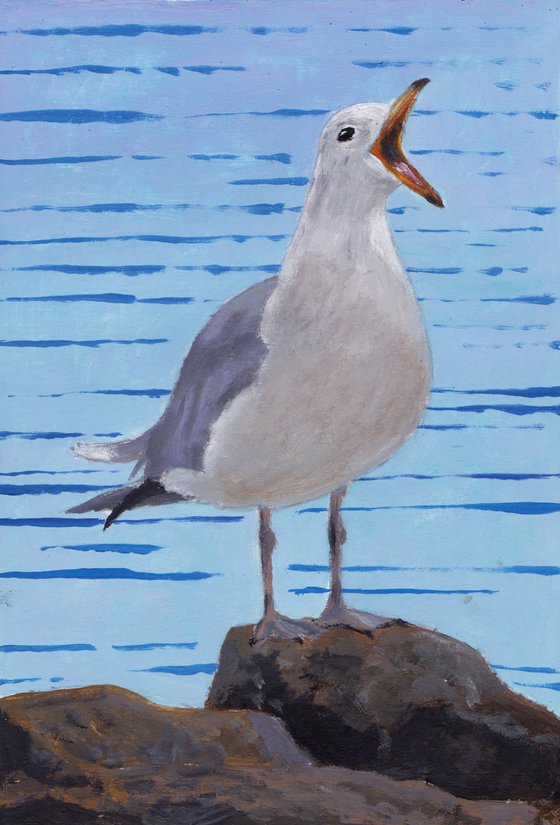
xmin=102 ymin=478 xmax=167 ymax=530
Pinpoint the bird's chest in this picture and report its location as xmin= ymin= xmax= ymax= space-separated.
xmin=211 ymin=275 xmax=429 ymax=454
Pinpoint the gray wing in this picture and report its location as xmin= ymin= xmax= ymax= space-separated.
xmin=142 ymin=276 xmax=278 ymax=478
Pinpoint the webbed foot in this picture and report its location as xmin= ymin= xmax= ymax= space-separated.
xmin=252 ymin=611 xmax=323 ymax=643
xmin=316 ymin=602 xmax=391 ymax=632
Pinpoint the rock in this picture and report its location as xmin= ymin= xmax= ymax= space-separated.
xmin=207 ymin=621 xmax=560 ymax=802
xmin=1 ymin=684 xmax=553 ymax=824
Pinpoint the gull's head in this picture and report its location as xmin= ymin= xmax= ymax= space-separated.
xmin=316 ymin=78 xmax=444 ymax=208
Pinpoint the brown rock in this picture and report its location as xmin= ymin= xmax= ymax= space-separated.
xmin=1 ymin=684 xmax=553 ymax=824
xmin=207 ymin=621 xmax=560 ymax=801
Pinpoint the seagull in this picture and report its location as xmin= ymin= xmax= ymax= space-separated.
xmin=69 ymin=78 xmax=443 ymax=641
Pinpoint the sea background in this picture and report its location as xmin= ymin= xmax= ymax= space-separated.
xmin=1 ymin=0 xmax=559 ymax=714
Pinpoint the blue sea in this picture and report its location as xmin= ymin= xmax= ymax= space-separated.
xmin=0 ymin=0 xmax=559 ymax=715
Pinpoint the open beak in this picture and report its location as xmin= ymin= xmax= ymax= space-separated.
xmin=371 ymin=78 xmax=444 ymax=208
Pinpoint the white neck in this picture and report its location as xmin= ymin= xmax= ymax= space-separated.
xmin=282 ymin=164 xmax=402 ymax=280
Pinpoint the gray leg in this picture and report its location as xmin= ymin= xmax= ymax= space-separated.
xmin=252 ymin=508 xmax=321 ymax=643
xmin=317 ymin=485 xmax=388 ymax=631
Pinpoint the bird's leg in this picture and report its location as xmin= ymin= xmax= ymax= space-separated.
xmin=317 ymin=485 xmax=389 ymax=631
xmin=252 ymin=507 xmax=321 ymax=643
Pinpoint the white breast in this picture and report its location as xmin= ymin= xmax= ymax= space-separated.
xmin=165 ymin=228 xmax=431 ymax=509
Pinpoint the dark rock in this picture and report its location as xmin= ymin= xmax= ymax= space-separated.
xmin=207 ymin=622 xmax=560 ymax=801
xmin=0 ymin=683 xmax=552 ymax=824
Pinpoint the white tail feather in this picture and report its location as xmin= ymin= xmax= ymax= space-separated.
xmin=72 ymin=432 xmax=149 ymax=464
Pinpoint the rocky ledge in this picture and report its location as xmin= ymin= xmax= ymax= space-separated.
xmin=207 ymin=620 xmax=560 ymax=802
xmin=1 ymin=620 xmax=559 ymax=824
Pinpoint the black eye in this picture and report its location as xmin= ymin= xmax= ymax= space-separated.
xmin=337 ymin=126 xmax=355 ymax=142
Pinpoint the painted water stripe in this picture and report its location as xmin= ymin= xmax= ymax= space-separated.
xmin=0 ymin=110 xmax=162 ymax=123
xmin=0 ymin=155 xmax=121 ymax=165
xmin=0 ymin=644 xmax=95 ymax=652
xmin=39 ymin=389 xmax=171 ymax=399
xmin=0 ymin=469 xmax=119 ymax=476
xmin=4 ymin=294 xmax=194 ymax=305
xmin=433 ymin=387 xmax=560 ymax=398
xmin=0 ymin=339 xmax=167 ymax=348
xmin=0 ymin=484 xmax=118 ymax=495
xmin=290 ymin=587 xmax=498 ymax=595
xmin=8 ymin=265 xmax=166 ymax=276
xmin=0 ymin=516 xmax=243 ymax=527
xmin=514 ymin=682 xmax=560 ymax=692
xmin=41 ymin=544 xmax=162 ymax=554
xmin=113 ymin=642 xmax=197 ymax=651
xmin=288 ymin=564 xmax=560 ymax=576
xmin=0 ymin=677 xmax=41 ymax=686
xmin=0 ymin=234 xmax=289 ymax=246
xmin=13 ymin=24 xmax=220 ymax=37
xmin=428 ymin=404 xmax=560 ymax=415
xmin=0 ymin=569 xmax=218 ymax=581
xmin=299 ymin=503 xmax=560 ymax=515
xmin=0 ymin=431 xmax=121 ymax=440
xmin=493 ymin=665 xmax=560 ymax=674
xmin=132 ymin=664 xmax=217 ymax=675
xmin=358 ymin=473 xmax=560 ymax=482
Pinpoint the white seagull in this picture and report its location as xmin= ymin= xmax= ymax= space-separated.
xmin=69 ymin=79 xmax=444 ymax=641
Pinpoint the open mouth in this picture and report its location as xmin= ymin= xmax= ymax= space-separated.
xmin=371 ymin=78 xmax=444 ymax=208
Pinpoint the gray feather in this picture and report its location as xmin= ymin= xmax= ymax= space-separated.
xmin=142 ymin=276 xmax=277 ymax=477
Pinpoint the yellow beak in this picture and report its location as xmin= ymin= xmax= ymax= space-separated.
xmin=371 ymin=78 xmax=444 ymax=208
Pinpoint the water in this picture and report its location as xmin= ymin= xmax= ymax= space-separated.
xmin=0 ymin=0 xmax=558 ymax=714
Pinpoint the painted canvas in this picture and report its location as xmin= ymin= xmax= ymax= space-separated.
xmin=1 ymin=1 xmax=559 ymax=822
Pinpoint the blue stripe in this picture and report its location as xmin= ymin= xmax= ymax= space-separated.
xmin=175 ymin=264 xmax=280 ymax=276
xmin=0 ymin=484 xmax=116 ymax=495
xmin=288 ymin=564 xmax=560 ymax=576
xmin=0 ymin=516 xmax=243 ymax=527
xmin=0 ymin=678 xmax=41 ymax=686
xmin=491 ymin=226 xmax=543 ymax=232
xmin=183 ymin=65 xmax=245 ymax=74
xmin=0 ymin=339 xmax=167 ymax=348
xmin=359 ymin=472 xmax=560 ymax=481
xmin=113 ymin=642 xmax=197 ymax=651
xmin=0 ymin=644 xmax=95 ymax=652
xmin=480 ymin=295 xmax=555 ymax=305
xmin=229 ymin=177 xmax=309 ymax=186
xmin=299 ymin=503 xmax=560 ymax=515
xmin=493 ymin=665 xmax=560 ymax=673
xmin=5 ymin=294 xmax=194 ymax=305
xmin=407 ymin=267 xmax=462 ymax=274
xmin=0 ymin=569 xmax=218 ymax=581
xmin=0 ymin=431 xmax=86 ymax=440
xmin=432 ymin=386 xmax=560 ymax=398
xmin=0 ymin=65 xmax=142 ymax=76
xmin=0 ymin=234 xmax=289 ymax=246
xmin=429 ymin=404 xmax=560 ymax=415
xmin=12 ymin=264 xmax=165 ymax=276
xmin=41 ymin=544 xmax=162 ymax=554
xmin=38 ymin=388 xmax=171 ymax=399
xmin=133 ymin=663 xmax=217 ymax=675
xmin=0 ymin=202 xmax=300 ymax=215
xmin=0 ymin=155 xmax=121 ymax=165
xmin=0 ymin=469 xmax=118 ymax=476
xmin=290 ymin=587 xmax=498 ymax=596
xmin=512 ymin=206 xmax=555 ymax=215
xmin=0 ymin=110 xmax=162 ymax=123
xmin=247 ymin=26 xmax=307 ymax=35
xmin=188 ymin=109 xmax=329 ymax=119
xmin=514 ymin=681 xmax=560 ymax=692
xmin=16 ymin=24 xmax=220 ymax=37
xmin=410 ymin=149 xmax=505 ymax=156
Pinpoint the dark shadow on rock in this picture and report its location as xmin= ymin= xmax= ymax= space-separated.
xmin=207 ymin=621 xmax=560 ymax=802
